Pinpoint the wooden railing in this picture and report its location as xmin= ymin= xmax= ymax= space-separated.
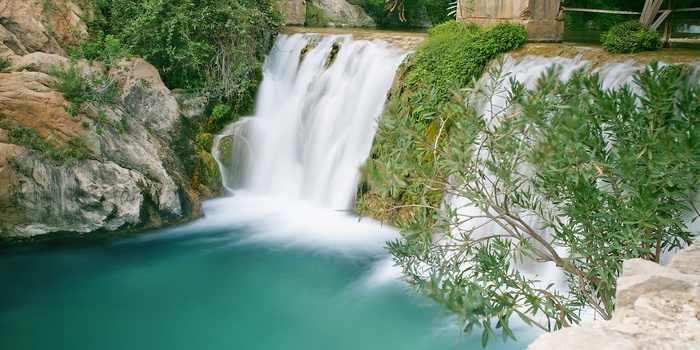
xmin=562 ymin=0 xmax=700 ymax=45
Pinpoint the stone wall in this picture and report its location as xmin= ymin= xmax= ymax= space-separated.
xmin=528 ymin=243 xmax=700 ymax=350
xmin=457 ymin=0 xmax=564 ymax=42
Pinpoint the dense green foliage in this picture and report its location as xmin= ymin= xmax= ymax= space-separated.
xmin=363 ymin=59 xmax=700 ymax=344
xmin=408 ymin=21 xmax=527 ymax=104
xmin=79 ymin=30 xmax=130 ymax=65
xmin=359 ymin=20 xmax=526 ymax=231
xmin=0 ymin=122 xmax=91 ymax=162
xmin=84 ymin=0 xmax=282 ymax=103
xmin=350 ymin=0 xmax=454 ymax=27
xmin=601 ymin=20 xmax=662 ymax=53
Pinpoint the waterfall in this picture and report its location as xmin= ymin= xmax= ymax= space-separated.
xmin=216 ymin=33 xmax=407 ymax=211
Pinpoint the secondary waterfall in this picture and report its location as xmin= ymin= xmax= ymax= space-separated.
xmin=448 ymin=55 xmax=700 ymax=293
xmin=216 ymin=34 xmax=406 ymax=211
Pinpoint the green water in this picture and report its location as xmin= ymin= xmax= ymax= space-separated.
xmin=0 ymin=195 xmax=536 ymax=349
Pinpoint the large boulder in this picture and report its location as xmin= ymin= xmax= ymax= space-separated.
xmin=527 ymin=243 xmax=700 ymax=350
xmin=0 ymin=54 xmax=216 ymax=239
xmin=0 ymin=0 xmax=224 ymax=241
xmin=0 ymin=0 xmax=88 ymax=56
xmin=308 ymin=0 xmax=374 ymax=26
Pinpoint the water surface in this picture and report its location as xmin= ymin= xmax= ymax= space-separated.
xmin=0 ymin=194 xmax=535 ymax=349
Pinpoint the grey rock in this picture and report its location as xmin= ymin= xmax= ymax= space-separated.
xmin=528 ymin=243 xmax=700 ymax=350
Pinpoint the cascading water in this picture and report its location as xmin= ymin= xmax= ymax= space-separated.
xmin=9 ymin=27 xmax=696 ymax=348
xmin=216 ymin=34 xmax=407 ymax=211
xmin=445 ymin=55 xmax=648 ymax=292
xmin=446 ymin=55 xmax=700 ymax=304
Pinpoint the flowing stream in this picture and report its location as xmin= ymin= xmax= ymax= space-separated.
xmin=0 ymin=34 xmax=538 ymax=350
xmin=4 ymin=32 xmax=696 ymax=349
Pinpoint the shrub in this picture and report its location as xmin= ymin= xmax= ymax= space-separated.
xmin=359 ymin=21 xmax=527 ymax=228
xmin=365 ymin=60 xmax=700 ymax=345
xmin=0 ymin=57 xmax=10 ymax=71
xmin=49 ymin=63 xmax=123 ymax=134
xmin=50 ymin=64 xmax=119 ymax=108
xmin=80 ymin=30 xmax=130 ymax=65
xmin=86 ymin=0 xmax=282 ymax=104
xmin=211 ymin=104 xmax=232 ymax=121
xmin=601 ymin=20 xmax=662 ymax=53
xmin=305 ymin=4 xmax=332 ymax=27
xmin=406 ymin=21 xmax=526 ymax=125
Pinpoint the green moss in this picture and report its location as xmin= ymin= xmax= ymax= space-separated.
xmin=216 ymin=135 xmax=233 ymax=171
xmin=196 ymin=148 xmax=222 ymax=188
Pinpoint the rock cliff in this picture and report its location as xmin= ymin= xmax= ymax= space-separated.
xmin=308 ymin=0 xmax=374 ymax=26
xmin=0 ymin=0 xmax=221 ymax=240
xmin=528 ymin=243 xmax=700 ymax=350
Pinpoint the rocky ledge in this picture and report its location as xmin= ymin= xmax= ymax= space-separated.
xmin=528 ymin=243 xmax=700 ymax=350
xmin=0 ymin=0 xmax=221 ymax=241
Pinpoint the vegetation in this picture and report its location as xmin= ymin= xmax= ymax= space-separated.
xmin=408 ymin=21 xmax=527 ymax=103
xmin=83 ymin=0 xmax=282 ymax=106
xmin=0 ymin=57 xmax=10 ymax=71
xmin=362 ymin=57 xmax=700 ymax=345
xmin=601 ymin=20 xmax=662 ymax=53
xmin=359 ymin=21 xmax=526 ymax=213
xmin=0 ymin=121 xmax=91 ymax=162
xmin=78 ymin=30 xmax=131 ymax=65
xmin=563 ymin=0 xmax=700 ymax=31
xmin=306 ymin=4 xmax=333 ymax=27
xmin=49 ymin=63 xmax=124 ymax=135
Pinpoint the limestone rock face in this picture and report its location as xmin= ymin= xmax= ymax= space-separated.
xmin=0 ymin=0 xmax=88 ymax=56
xmin=0 ymin=0 xmax=222 ymax=240
xmin=527 ymin=243 xmax=700 ymax=350
xmin=308 ymin=0 xmax=374 ymax=26
xmin=0 ymin=45 xmax=209 ymax=239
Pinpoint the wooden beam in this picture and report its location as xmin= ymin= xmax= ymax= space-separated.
xmin=562 ymin=7 xmax=700 ymax=14
xmin=561 ymin=7 xmax=641 ymax=15
xmin=675 ymin=7 xmax=700 ymax=13
xmin=641 ymin=0 xmax=664 ymax=27
xmin=651 ymin=10 xmax=672 ymax=30
xmin=663 ymin=0 xmax=676 ymax=47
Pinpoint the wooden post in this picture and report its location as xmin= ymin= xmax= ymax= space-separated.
xmin=663 ymin=0 xmax=676 ymax=47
